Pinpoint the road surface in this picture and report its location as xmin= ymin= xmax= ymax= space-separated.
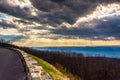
xmin=0 ymin=48 xmax=26 ymax=80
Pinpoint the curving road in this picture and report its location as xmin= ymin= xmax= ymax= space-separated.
xmin=0 ymin=48 xmax=26 ymax=80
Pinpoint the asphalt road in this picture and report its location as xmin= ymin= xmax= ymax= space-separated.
xmin=0 ymin=48 xmax=26 ymax=80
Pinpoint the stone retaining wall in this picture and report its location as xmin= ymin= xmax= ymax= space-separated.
xmin=17 ymin=49 xmax=52 ymax=80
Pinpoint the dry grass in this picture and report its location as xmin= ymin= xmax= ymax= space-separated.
xmin=29 ymin=54 xmax=69 ymax=80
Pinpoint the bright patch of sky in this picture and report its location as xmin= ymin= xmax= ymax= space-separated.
xmin=7 ymin=0 xmax=32 ymax=8
xmin=0 ymin=13 xmax=6 ymax=19
xmin=0 ymin=28 xmax=21 ymax=36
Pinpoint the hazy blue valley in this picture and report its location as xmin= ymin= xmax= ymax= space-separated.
xmin=33 ymin=46 xmax=120 ymax=58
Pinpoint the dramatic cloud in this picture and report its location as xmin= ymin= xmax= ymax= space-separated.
xmin=51 ymin=15 xmax=120 ymax=40
xmin=0 ymin=0 xmax=120 ymax=46
xmin=0 ymin=0 xmax=39 ymax=23
xmin=0 ymin=20 xmax=16 ymax=28
xmin=28 ymin=0 xmax=120 ymax=25
xmin=0 ymin=0 xmax=120 ymax=26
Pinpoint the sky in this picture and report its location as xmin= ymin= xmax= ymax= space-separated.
xmin=0 ymin=0 xmax=120 ymax=47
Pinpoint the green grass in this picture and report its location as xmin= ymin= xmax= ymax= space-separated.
xmin=29 ymin=54 xmax=69 ymax=80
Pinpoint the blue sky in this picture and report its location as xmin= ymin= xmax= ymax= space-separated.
xmin=0 ymin=13 xmax=6 ymax=19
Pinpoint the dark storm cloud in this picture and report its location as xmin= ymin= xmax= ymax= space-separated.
xmin=14 ymin=19 xmax=32 ymax=24
xmin=51 ymin=16 xmax=120 ymax=40
xmin=30 ymin=0 xmax=96 ymax=24
xmin=30 ymin=0 xmax=120 ymax=25
xmin=0 ymin=0 xmax=120 ymax=26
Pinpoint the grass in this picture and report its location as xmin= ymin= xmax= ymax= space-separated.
xmin=29 ymin=54 xmax=69 ymax=80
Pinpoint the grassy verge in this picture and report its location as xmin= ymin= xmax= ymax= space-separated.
xmin=29 ymin=54 xmax=69 ymax=80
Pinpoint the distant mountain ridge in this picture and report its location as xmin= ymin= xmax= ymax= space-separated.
xmin=33 ymin=46 xmax=120 ymax=58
